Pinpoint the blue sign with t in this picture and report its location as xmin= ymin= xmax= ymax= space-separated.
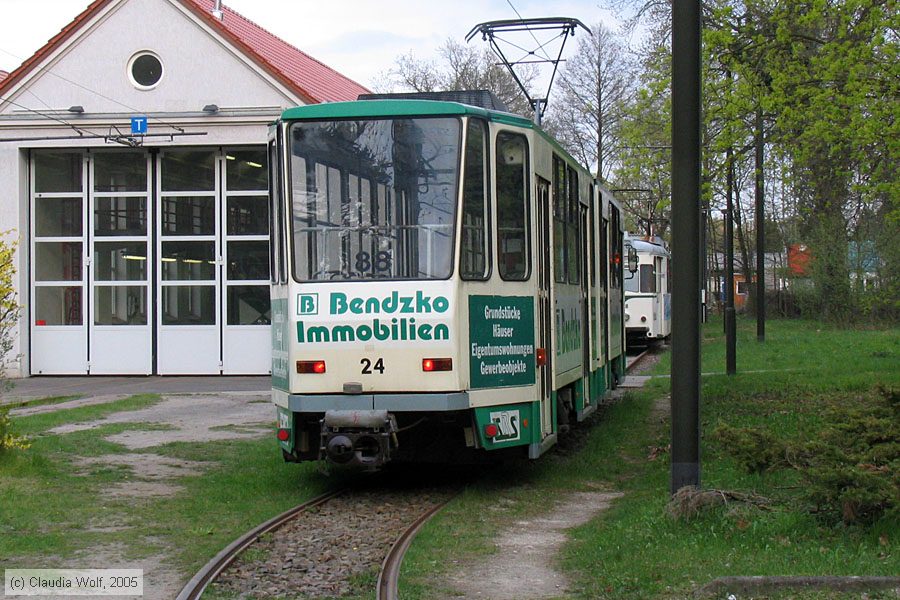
xmin=131 ymin=116 xmax=148 ymax=135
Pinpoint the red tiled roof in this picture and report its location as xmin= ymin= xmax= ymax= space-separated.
xmin=0 ymin=71 xmax=8 ymax=84
xmin=0 ymin=0 xmax=369 ymax=103
xmin=185 ymin=0 xmax=369 ymax=103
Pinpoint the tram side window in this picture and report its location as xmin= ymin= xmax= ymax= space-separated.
xmin=268 ymin=139 xmax=284 ymax=284
xmin=589 ymin=186 xmax=596 ymax=289
xmin=640 ymin=263 xmax=657 ymax=293
xmin=609 ymin=207 xmax=622 ymax=289
xmin=461 ymin=119 xmax=490 ymax=280
xmin=553 ymin=157 xmax=567 ymax=283
xmin=567 ymin=166 xmax=580 ymax=284
xmin=667 ymin=258 xmax=672 ymax=293
xmin=496 ymin=132 xmax=530 ymax=281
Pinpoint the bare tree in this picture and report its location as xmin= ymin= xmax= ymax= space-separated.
xmin=544 ymin=22 xmax=636 ymax=180
xmin=378 ymin=39 xmax=537 ymax=116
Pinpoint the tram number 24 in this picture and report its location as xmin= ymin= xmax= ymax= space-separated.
xmin=360 ymin=358 xmax=385 ymax=375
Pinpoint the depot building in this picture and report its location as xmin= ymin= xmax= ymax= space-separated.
xmin=0 ymin=0 xmax=368 ymax=376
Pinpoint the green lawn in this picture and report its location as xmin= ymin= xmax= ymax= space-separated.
xmin=1 ymin=318 xmax=896 ymax=599
xmin=0 ymin=395 xmax=346 ymax=581
xmin=401 ymin=318 xmax=899 ymax=599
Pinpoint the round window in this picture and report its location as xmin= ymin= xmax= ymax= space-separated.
xmin=128 ymin=52 xmax=163 ymax=89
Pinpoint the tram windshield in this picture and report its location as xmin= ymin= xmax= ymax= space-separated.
xmin=288 ymin=117 xmax=460 ymax=281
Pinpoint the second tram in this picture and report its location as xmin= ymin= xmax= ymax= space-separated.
xmin=624 ymin=234 xmax=671 ymax=344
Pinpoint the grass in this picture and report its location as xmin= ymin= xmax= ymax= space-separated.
xmin=0 ymin=317 xmax=896 ymax=599
xmin=400 ymin=317 xmax=899 ymax=599
xmin=0 ymin=393 xmax=347 ymax=581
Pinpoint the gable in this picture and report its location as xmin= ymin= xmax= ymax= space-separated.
xmin=0 ymin=0 xmax=369 ymax=115
xmin=1 ymin=0 xmax=302 ymax=115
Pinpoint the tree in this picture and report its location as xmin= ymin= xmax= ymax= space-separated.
xmin=614 ymin=0 xmax=897 ymax=320
xmin=543 ymin=22 xmax=637 ymax=180
xmin=378 ymin=38 xmax=537 ymax=116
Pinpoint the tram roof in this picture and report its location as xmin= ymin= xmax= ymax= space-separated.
xmin=281 ymin=100 xmax=534 ymax=127
xmin=280 ymin=99 xmax=609 ymax=187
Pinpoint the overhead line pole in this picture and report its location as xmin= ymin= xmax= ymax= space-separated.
xmin=670 ymin=0 xmax=702 ymax=493
xmin=755 ymin=107 xmax=766 ymax=342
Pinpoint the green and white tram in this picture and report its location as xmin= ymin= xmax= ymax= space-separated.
xmin=268 ymin=97 xmax=627 ymax=468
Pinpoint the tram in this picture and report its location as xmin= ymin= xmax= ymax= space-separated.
xmin=624 ymin=234 xmax=671 ymax=344
xmin=267 ymin=95 xmax=628 ymax=468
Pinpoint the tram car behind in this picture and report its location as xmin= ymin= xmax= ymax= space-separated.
xmin=267 ymin=95 xmax=628 ymax=468
xmin=624 ymin=234 xmax=671 ymax=344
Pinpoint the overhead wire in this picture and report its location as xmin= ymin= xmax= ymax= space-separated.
xmin=0 ymin=95 xmax=106 ymax=138
xmin=0 ymin=44 xmax=185 ymax=133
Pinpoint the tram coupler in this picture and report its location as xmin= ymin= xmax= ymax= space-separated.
xmin=320 ymin=410 xmax=399 ymax=469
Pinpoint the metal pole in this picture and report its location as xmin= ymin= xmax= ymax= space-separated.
xmin=670 ymin=0 xmax=702 ymax=493
xmin=724 ymin=73 xmax=737 ymax=375
xmin=755 ymin=107 xmax=765 ymax=342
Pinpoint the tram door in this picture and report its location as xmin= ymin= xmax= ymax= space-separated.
xmin=580 ymin=204 xmax=590 ymax=381
xmin=536 ymin=178 xmax=553 ymax=438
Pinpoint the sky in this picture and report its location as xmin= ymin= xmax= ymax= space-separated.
xmin=0 ymin=0 xmax=625 ymax=91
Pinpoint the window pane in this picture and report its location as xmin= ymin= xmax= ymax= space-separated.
xmin=226 ymin=149 xmax=268 ymax=191
xmin=497 ymin=132 xmax=529 ymax=281
xmin=94 ymin=197 xmax=147 ymax=236
xmin=35 ymin=197 xmax=82 ymax=237
xmin=227 ymin=240 xmax=269 ymax=280
xmin=35 ymin=242 xmax=82 ymax=281
xmin=94 ymin=241 xmax=148 ymax=281
xmin=290 ymin=117 xmax=459 ymax=281
xmin=94 ymin=286 xmax=147 ymax=325
xmin=161 ymin=196 xmax=215 ymax=235
xmin=227 ymin=196 xmax=269 ymax=235
xmin=161 ymin=241 xmax=215 ymax=280
xmin=161 ymin=151 xmax=215 ymax=191
xmin=227 ymin=285 xmax=271 ymax=325
xmin=461 ymin=119 xmax=488 ymax=280
xmin=35 ymin=286 xmax=82 ymax=325
xmin=640 ymin=264 xmax=656 ymax=293
xmin=94 ymin=153 xmax=147 ymax=192
xmin=553 ymin=157 xmax=566 ymax=283
xmin=624 ymin=270 xmax=640 ymax=293
xmin=567 ymin=167 xmax=580 ymax=284
xmin=35 ymin=153 xmax=82 ymax=193
xmin=161 ymin=285 xmax=215 ymax=325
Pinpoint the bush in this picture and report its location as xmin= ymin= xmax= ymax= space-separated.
xmin=0 ymin=233 xmax=25 ymax=453
xmin=711 ymin=422 xmax=786 ymax=473
xmin=715 ymin=387 xmax=899 ymax=525
xmin=0 ymin=406 xmax=29 ymax=452
xmin=798 ymin=387 xmax=899 ymax=525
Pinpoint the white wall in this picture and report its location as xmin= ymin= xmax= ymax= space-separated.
xmin=0 ymin=0 xmax=310 ymax=376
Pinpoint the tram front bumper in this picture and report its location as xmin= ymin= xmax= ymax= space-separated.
xmin=320 ymin=410 xmax=399 ymax=469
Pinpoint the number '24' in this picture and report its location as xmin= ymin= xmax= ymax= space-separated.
xmin=360 ymin=358 xmax=385 ymax=374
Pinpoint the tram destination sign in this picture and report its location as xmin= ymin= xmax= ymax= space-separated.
xmin=469 ymin=295 xmax=535 ymax=388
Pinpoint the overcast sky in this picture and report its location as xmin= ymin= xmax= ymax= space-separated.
xmin=0 ymin=0 xmax=625 ymax=89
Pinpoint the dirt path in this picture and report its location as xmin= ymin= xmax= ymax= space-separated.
xmin=35 ymin=393 xmax=273 ymax=600
xmin=442 ymin=490 xmax=624 ymax=599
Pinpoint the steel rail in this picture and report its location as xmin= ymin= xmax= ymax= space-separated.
xmin=175 ymin=488 xmax=346 ymax=600
xmin=625 ymin=348 xmax=652 ymax=373
xmin=376 ymin=494 xmax=458 ymax=600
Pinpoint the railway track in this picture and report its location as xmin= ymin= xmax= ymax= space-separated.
xmin=176 ymin=481 xmax=457 ymax=600
xmin=178 ymin=352 xmax=654 ymax=600
xmin=625 ymin=347 xmax=653 ymax=373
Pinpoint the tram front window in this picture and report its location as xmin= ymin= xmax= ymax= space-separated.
xmin=289 ymin=117 xmax=460 ymax=281
xmin=625 ymin=269 xmax=640 ymax=293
